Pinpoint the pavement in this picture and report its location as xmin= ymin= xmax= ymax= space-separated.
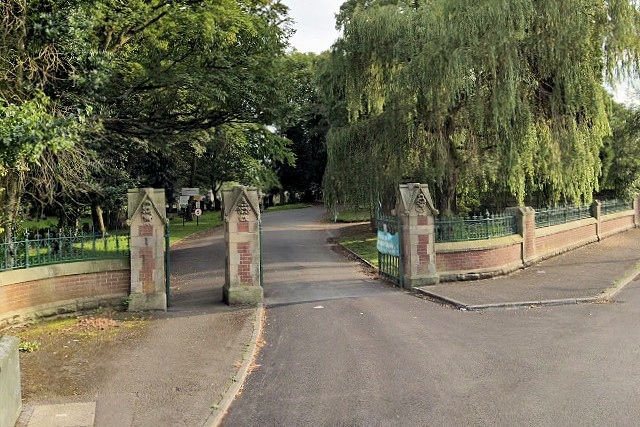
xmin=14 ymin=210 xmax=640 ymax=427
xmin=416 ymin=227 xmax=640 ymax=311
xmin=16 ymin=226 xmax=263 ymax=427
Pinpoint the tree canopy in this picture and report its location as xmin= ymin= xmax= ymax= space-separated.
xmin=0 ymin=0 xmax=297 ymax=229
xmin=323 ymin=0 xmax=640 ymax=214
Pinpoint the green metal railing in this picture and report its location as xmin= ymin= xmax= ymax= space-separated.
xmin=534 ymin=205 xmax=593 ymax=229
xmin=377 ymin=213 xmax=403 ymax=287
xmin=600 ymin=199 xmax=634 ymax=216
xmin=165 ymin=224 xmax=171 ymax=307
xmin=0 ymin=228 xmax=130 ymax=273
xmin=435 ymin=214 xmax=517 ymax=243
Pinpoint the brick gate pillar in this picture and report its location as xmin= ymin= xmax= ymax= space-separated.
xmin=127 ymin=188 xmax=168 ymax=311
xmin=397 ymin=183 xmax=439 ymax=288
xmin=223 ymin=186 xmax=263 ymax=305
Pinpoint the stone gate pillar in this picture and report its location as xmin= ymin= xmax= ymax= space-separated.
xmin=127 ymin=188 xmax=168 ymax=311
xmin=397 ymin=183 xmax=439 ymax=288
xmin=507 ymin=206 xmax=536 ymax=265
xmin=223 ymin=186 xmax=263 ymax=305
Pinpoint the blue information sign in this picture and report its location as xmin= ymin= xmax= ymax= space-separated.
xmin=377 ymin=230 xmax=400 ymax=257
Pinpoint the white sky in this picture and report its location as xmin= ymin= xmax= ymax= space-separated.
xmin=283 ymin=0 xmax=343 ymax=53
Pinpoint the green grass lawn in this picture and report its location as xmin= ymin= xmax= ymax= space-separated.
xmin=166 ymin=210 xmax=223 ymax=246
xmin=339 ymin=232 xmax=378 ymax=267
xmin=266 ymin=203 xmax=312 ymax=212
xmin=329 ymin=208 xmax=371 ymax=223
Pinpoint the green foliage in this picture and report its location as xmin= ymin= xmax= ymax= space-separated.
xmin=0 ymin=0 xmax=298 ymax=228
xmin=0 ymin=94 xmax=80 ymax=176
xmin=277 ymin=52 xmax=329 ymax=198
xmin=601 ymin=103 xmax=640 ymax=198
xmin=323 ymin=0 xmax=640 ymax=213
xmin=18 ymin=341 xmax=40 ymax=353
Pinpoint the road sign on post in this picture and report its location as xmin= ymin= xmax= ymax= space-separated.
xmin=194 ymin=207 xmax=202 ymax=226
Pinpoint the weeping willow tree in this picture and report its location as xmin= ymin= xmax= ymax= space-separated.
xmin=322 ymin=0 xmax=640 ymax=215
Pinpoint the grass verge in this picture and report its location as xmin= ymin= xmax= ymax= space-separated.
xmin=339 ymin=230 xmax=378 ymax=267
xmin=266 ymin=203 xmax=312 ymax=212
xmin=329 ymin=209 xmax=370 ymax=223
xmin=167 ymin=210 xmax=223 ymax=246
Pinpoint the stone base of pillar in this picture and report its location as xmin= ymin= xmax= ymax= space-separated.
xmin=403 ymin=275 xmax=440 ymax=289
xmin=128 ymin=292 xmax=167 ymax=312
xmin=223 ymin=285 xmax=263 ymax=306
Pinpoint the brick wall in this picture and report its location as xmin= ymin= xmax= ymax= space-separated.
xmin=0 ymin=260 xmax=130 ymax=326
xmin=534 ymin=222 xmax=598 ymax=260
xmin=437 ymin=245 xmax=521 ymax=273
xmin=600 ymin=215 xmax=635 ymax=238
xmin=436 ymin=237 xmax=523 ymax=281
xmin=431 ymin=207 xmax=638 ymax=282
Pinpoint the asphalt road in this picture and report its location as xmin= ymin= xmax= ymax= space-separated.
xmin=223 ymin=206 xmax=640 ymax=426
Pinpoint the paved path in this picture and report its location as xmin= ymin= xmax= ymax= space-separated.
xmin=419 ymin=228 xmax=640 ymax=309
xmin=18 ymin=225 xmax=259 ymax=427
xmin=223 ymin=206 xmax=640 ymax=426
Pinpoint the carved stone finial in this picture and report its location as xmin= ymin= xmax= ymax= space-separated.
xmin=236 ymin=199 xmax=251 ymax=222
xmin=415 ymin=192 xmax=428 ymax=214
xmin=141 ymin=200 xmax=153 ymax=223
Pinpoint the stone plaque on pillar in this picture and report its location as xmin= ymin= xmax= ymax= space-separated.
xmin=127 ymin=188 xmax=168 ymax=311
xmin=223 ymin=186 xmax=263 ymax=305
xmin=397 ymin=183 xmax=439 ymax=288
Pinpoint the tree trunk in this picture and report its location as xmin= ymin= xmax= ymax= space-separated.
xmin=91 ymin=204 xmax=106 ymax=236
xmin=189 ymin=154 xmax=197 ymax=187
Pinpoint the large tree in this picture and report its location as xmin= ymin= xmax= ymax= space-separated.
xmin=0 ymin=0 xmax=296 ymax=229
xmin=601 ymin=102 xmax=640 ymax=198
xmin=275 ymin=52 xmax=329 ymax=203
xmin=0 ymin=0 xmax=90 ymax=231
xmin=323 ymin=0 xmax=640 ymax=215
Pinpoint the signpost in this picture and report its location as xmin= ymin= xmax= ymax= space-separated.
xmin=179 ymin=189 xmax=200 ymax=226
xmin=194 ymin=208 xmax=202 ymax=226
xmin=181 ymin=188 xmax=199 ymax=197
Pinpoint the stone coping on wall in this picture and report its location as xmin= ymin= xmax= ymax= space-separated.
xmin=438 ymin=261 xmax=525 ymax=282
xmin=0 ymin=259 xmax=129 ymax=287
xmin=435 ymin=234 xmax=523 ymax=253
xmin=601 ymin=209 xmax=635 ymax=222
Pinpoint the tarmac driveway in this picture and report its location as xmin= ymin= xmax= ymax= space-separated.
xmin=223 ymin=206 xmax=640 ymax=426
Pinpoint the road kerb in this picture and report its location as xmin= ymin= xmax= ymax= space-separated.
xmin=596 ymin=263 xmax=640 ymax=302
xmin=416 ymin=265 xmax=640 ymax=312
xmin=204 ymin=304 xmax=264 ymax=427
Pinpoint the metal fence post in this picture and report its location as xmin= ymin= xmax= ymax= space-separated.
xmin=165 ymin=224 xmax=171 ymax=307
